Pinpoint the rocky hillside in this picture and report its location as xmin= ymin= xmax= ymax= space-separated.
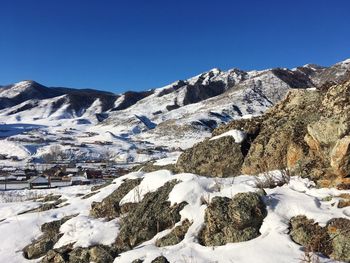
xmin=0 ymin=59 xmax=349 ymax=263
xmin=176 ymin=76 xmax=350 ymax=189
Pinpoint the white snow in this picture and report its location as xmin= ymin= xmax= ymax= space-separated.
xmin=210 ymin=129 xmax=247 ymax=143
xmin=0 ymin=81 xmax=33 ymax=99
xmin=153 ymin=152 xmax=182 ymax=166
xmin=55 ymin=215 xmax=120 ymax=248
xmin=0 ymin=139 xmax=30 ymax=158
xmin=0 ymin=170 xmax=349 ymax=262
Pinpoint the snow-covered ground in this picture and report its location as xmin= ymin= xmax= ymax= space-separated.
xmin=0 ymin=170 xmax=348 ymax=263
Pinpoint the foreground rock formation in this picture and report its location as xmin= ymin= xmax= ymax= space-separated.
xmin=199 ymin=192 xmax=267 ymax=246
xmin=290 ymin=215 xmax=350 ymax=262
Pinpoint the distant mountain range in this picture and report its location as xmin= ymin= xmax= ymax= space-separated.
xmin=1 ymin=58 xmax=349 ymax=132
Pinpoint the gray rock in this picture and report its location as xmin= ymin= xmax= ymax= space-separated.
xmin=289 ymin=215 xmax=331 ymax=256
xmin=156 ymin=219 xmax=192 ymax=247
xmin=23 ymin=215 xmax=76 ymax=260
xmin=199 ymin=192 xmax=267 ymax=246
xmin=115 ymin=180 xmax=186 ymax=252
xmin=90 ymin=178 xmax=142 ymax=220
xmin=176 ymin=136 xmax=244 ymax=177
xmin=289 ymin=215 xmax=350 ymax=261
xmin=327 ymin=218 xmax=350 ymax=262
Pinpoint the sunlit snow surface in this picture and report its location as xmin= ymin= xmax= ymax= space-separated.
xmin=0 ymin=170 xmax=348 ymax=263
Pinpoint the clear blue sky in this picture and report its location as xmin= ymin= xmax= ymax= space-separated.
xmin=1 ymin=0 xmax=350 ymax=93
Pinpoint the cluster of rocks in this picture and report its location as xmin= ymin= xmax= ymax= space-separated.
xmin=176 ymin=80 xmax=350 ymax=188
xmin=22 ymin=175 xmax=273 ymax=262
xmin=23 ymin=180 xmax=188 ymax=262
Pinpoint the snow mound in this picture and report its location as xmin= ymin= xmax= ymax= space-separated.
xmin=55 ymin=215 xmax=120 ymax=248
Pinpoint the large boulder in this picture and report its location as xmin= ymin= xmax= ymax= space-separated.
xmin=290 ymin=215 xmax=350 ymax=262
xmin=327 ymin=218 xmax=350 ymax=262
xmin=289 ymin=215 xmax=331 ymax=256
xmin=176 ymin=136 xmax=245 ymax=177
xmin=115 ymin=180 xmax=187 ymax=252
xmin=199 ymin=192 xmax=267 ymax=246
xmin=90 ymin=178 xmax=142 ymax=220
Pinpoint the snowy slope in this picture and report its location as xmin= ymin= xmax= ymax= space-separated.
xmin=0 ymin=170 xmax=348 ymax=262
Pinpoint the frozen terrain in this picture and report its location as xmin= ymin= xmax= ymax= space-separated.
xmin=0 ymin=58 xmax=349 ymax=168
xmin=0 ymin=170 xmax=349 ymax=262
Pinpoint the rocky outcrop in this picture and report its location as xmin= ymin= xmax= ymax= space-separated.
xmin=199 ymin=192 xmax=267 ymax=246
xmin=90 ymin=178 xmax=142 ymax=220
xmin=115 ymin=180 xmax=187 ymax=252
xmin=176 ymin=136 xmax=244 ymax=177
xmin=290 ymin=215 xmax=350 ymax=262
xmin=23 ymin=215 xmax=77 ymax=259
xmin=241 ymin=89 xmax=322 ymax=175
xmin=155 ymin=219 xmax=192 ymax=247
xmin=176 ymin=79 xmax=350 ymax=187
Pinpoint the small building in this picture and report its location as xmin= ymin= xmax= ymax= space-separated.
xmin=6 ymin=175 xmax=17 ymax=181
xmin=28 ymin=176 xmax=50 ymax=189
xmin=71 ymin=176 xmax=91 ymax=186
xmin=85 ymin=170 xmax=103 ymax=180
xmin=25 ymin=168 xmax=38 ymax=179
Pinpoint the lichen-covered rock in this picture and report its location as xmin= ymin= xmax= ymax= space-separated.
xmin=23 ymin=236 xmax=59 ymax=260
xmin=115 ymin=180 xmax=187 ymax=252
xmin=199 ymin=192 xmax=267 ymax=246
xmin=289 ymin=215 xmax=331 ymax=256
xmin=40 ymin=245 xmax=72 ymax=263
xmin=69 ymin=247 xmax=90 ymax=263
xmin=290 ymin=215 xmax=350 ymax=261
xmin=40 ymin=245 xmax=116 ymax=263
xmin=156 ymin=219 xmax=192 ymax=247
xmin=337 ymin=193 xmax=350 ymax=208
xmin=330 ymin=135 xmax=350 ymax=177
xmin=41 ymin=194 xmax=62 ymax=202
xmin=151 ymin=256 xmax=170 ymax=263
xmin=23 ymin=215 xmax=76 ymax=259
xmin=177 ymin=80 xmax=350 ymax=187
xmin=88 ymin=246 xmax=115 ymax=263
xmin=90 ymin=178 xmax=142 ymax=220
xmin=242 ymin=89 xmax=321 ymax=175
xmin=176 ymin=136 xmax=244 ymax=177
xmin=327 ymin=218 xmax=350 ymax=262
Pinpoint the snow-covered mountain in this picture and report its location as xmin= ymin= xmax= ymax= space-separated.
xmin=1 ymin=59 xmax=349 ymax=126
xmin=0 ymin=58 xmax=349 ymax=163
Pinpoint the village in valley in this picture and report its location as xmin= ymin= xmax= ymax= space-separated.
xmin=0 ymin=160 xmax=128 ymax=190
